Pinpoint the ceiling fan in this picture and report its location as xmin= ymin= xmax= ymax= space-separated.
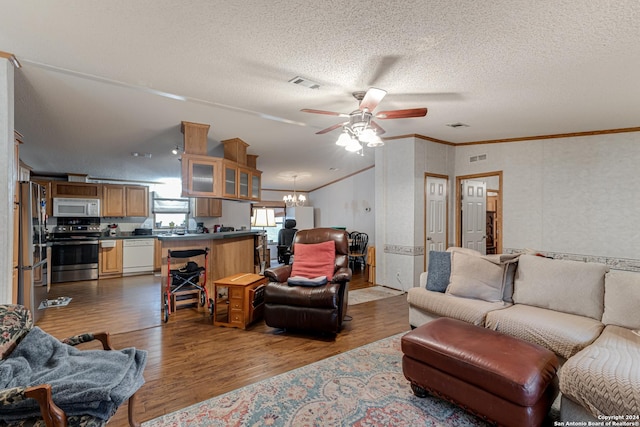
xmin=301 ymin=87 xmax=428 ymax=152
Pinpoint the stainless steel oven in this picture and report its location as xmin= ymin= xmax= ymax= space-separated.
xmin=50 ymin=217 xmax=101 ymax=283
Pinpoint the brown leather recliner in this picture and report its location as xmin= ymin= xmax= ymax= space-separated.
xmin=263 ymin=228 xmax=352 ymax=334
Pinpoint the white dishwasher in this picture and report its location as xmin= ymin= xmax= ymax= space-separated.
xmin=122 ymin=239 xmax=155 ymax=275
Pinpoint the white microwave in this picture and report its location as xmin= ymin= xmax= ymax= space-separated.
xmin=53 ymin=198 xmax=101 ymax=217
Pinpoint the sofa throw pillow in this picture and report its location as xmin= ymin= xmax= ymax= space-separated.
xmin=601 ymin=270 xmax=640 ymax=329
xmin=444 ymin=248 xmax=519 ymax=303
xmin=425 ymin=251 xmax=451 ymax=292
xmin=290 ymin=241 xmax=336 ymax=281
xmin=287 ymin=276 xmax=328 ymax=287
xmin=445 ymin=248 xmax=506 ymax=302
xmin=512 ymin=254 xmax=607 ymax=320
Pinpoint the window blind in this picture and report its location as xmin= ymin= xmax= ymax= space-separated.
xmin=152 ymin=196 xmax=190 ymax=213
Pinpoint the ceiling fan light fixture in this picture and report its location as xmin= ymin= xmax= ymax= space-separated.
xmin=358 ymin=128 xmax=377 ymax=143
xmin=366 ymin=135 xmax=385 ymax=147
xmin=345 ymin=138 xmax=362 ymax=152
xmin=303 ymin=87 xmax=426 ymax=154
xmin=336 ymin=131 xmax=352 ymax=147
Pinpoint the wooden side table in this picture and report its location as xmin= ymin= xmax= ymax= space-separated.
xmin=213 ymin=273 xmax=267 ymax=329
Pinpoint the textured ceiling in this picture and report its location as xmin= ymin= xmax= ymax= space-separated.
xmin=1 ymin=0 xmax=639 ymax=191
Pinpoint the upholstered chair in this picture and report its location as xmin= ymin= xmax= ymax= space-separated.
xmin=263 ymin=228 xmax=352 ymax=334
xmin=0 ymin=304 xmax=145 ymax=427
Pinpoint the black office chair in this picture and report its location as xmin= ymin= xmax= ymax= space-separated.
xmin=277 ymin=219 xmax=297 ymax=265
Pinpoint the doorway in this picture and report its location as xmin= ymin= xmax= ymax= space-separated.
xmin=455 ymin=171 xmax=503 ymax=255
xmin=424 ymin=173 xmax=449 ymax=270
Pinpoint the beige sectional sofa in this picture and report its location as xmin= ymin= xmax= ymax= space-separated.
xmin=407 ymin=248 xmax=640 ymax=422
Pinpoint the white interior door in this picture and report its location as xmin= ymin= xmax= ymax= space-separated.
xmin=462 ymin=180 xmax=487 ymax=254
xmin=425 ymin=176 xmax=447 ymax=252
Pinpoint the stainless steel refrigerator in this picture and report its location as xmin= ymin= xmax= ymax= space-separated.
xmin=18 ymin=181 xmax=49 ymax=323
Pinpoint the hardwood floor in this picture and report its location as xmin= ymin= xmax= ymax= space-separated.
xmin=37 ymin=270 xmax=410 ymax=426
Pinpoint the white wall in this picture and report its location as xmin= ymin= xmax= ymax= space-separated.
xmin=454 ymin=133 xmax=640 ymax=259
xmin=374 ymin=137 xmax=454 ymax=291
xmin=196 ymin=199 xmax=251 ymax=231
xmin=309 ymin=168 xmax=375 ymax=244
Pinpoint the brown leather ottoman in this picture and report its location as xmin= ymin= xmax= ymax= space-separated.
xmin=402 ymin=318 xmax=559 ymax=427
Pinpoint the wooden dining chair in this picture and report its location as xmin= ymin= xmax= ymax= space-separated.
xmin=348 ymin=232 xmax=368 ymax=271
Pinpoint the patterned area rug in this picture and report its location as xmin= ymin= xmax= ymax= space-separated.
xmin=142 ymin=333 xmax=488 ymax=427
xmin=348 ymin=286 xmax=405 ymax=305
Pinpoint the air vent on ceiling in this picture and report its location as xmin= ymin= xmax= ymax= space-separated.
xmin=446 ymin=122 xmax=469 ymax=128
xmin=469 ymin=154 xmax=487 ymax=163
xmin=288 ymin=76 xmax=320 ymax=89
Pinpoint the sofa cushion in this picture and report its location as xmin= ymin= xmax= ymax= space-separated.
xmin=0 ymin=305 xmax=33 ymax=360
xmin=425 ymin=251 xmax=450 ymax=292
xmin=601 ymin=270 xmax=640 ymax=329
xmin=512 ymin=254 xmax=607 ymax=320
xmin=445 ymin=248 xmax=519 ymax=303
xmin=560 ymin=325 xmax=640 ymax=418
xmin=407 ymin=287 xmax=510 ymax=326
xmin=485 ymin=304 xmax=604 ymax=360
xmin=290 ymin=241 xmax=335 ymax=280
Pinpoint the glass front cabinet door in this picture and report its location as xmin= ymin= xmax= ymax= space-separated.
xmin=238 ymin=167 xmax=251 ymax=199
xmin=182 ymin=154 xmax=223 ymax=197
xmin=250 ymin=172 xmax=261 ymax=201
xmin=181 ymin=154 xmax=261 ymax=201
xmin=222 ymin=160 xmax=238 ymax=198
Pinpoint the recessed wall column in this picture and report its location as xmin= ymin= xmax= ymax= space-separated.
xmin=0 ymin=56 xmax=16 ymax=303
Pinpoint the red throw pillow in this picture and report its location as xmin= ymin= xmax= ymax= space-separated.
xmin=290 ymin=241 xmax=336 ymax=280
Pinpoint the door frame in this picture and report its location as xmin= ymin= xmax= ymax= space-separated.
xmin=456 ymin=171 xmax=503 ymax=252
xmin=424 ymin=173 xmax=449 ymax=271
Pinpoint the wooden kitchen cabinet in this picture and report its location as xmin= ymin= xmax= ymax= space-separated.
xmin=250 ymin=172 xmax=261 ymax=201
xmin=125 ymin=185 xmax=149 ymax=217
xmin=100 ymin=240 xmax=123 ymax=277
xmin=237 ymin=166 xmax=251 ymax=200
xmin=222 ymin=160 xmax=238 ymax=199
xmin=154 ymin=239 xmax=162 ymax=271
xmin=181 ymin=154 xmax=223 ymax=197
xmin=194 ymin=198 xmax=222 ymax=217
xmin=237 ymin=167 xmax=261 ymax=201
xmin=180 ymin=153 xmax=261 ymax=201
xmin=102 ymin=184 xmax=149 ymax=217
xmin=102 ymin=184 xmax=126 ymax=216
xmin=52 ymin=181 xmax=102 ymax=198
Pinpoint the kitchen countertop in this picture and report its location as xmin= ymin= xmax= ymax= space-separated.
xmin=46 ymin=230 xmax=259 ymax=242
xmin=156 ymin=230 xmax=259 ymax=241
xmin=99 ymin=234 xmax=157 ymax=240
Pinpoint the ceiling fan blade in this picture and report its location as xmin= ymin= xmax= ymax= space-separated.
xmin=301 ymin=108 xmax=349 ymax=117
xmin=375 ymin=108 xmax=428 ymax=119
xmin=365 ymin=55 xmax=401 ymax=86
xmin=316 ymin=122 xmax=347 ymax=135
xmin=359 ymin=88 xmax=387 ymax=112
xmin=369 ymin=121 xmax=386 ymax=135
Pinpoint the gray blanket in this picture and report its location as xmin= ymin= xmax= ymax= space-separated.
xmin=0 ymin=327 xmax=147 ymax=421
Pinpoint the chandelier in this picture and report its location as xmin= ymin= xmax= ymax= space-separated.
xmin=283 ymin=175 xmax=306 ymax=207
xmin=335 ymin=110 xmax=384 ymax=154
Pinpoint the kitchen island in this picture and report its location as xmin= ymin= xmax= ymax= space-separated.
xmin=157 ymin=231 xmax=260 ymax=286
